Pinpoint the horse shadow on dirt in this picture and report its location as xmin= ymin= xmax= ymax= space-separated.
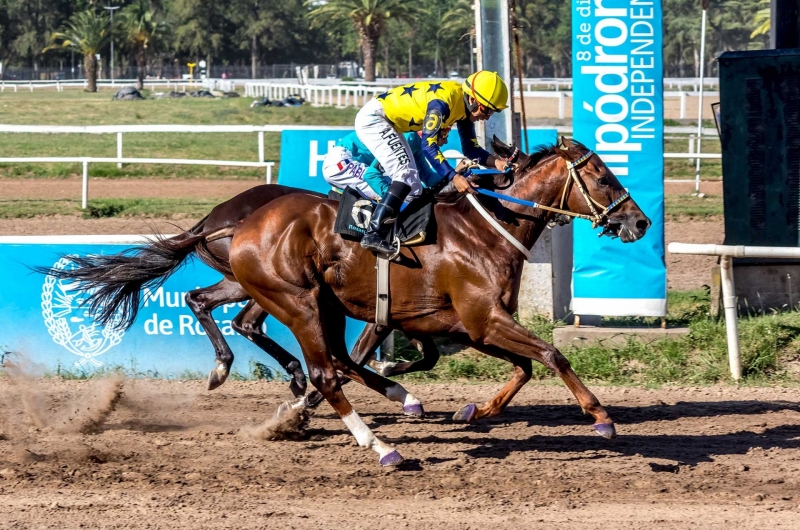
xmin=376 ymin=400 xmax=800 ymax=466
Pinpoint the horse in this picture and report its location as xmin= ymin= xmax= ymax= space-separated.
xmin=227 ymin=137 xmax=652 ymax=466
xmin=37 ymin=183 xmax=442 ymax=400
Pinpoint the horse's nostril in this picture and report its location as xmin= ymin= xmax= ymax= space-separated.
xmin=635 ymin=219 xmax=649 ymax=232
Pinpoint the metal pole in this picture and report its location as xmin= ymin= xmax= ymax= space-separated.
xmin=104 ymin=6 xmax=120 ymax=84
xmin=258 ymin=131 xmax=265 ymax=164
xmin=719 ymin=256 xmax=741 ymax=380
xmin=693 ymin=2 xmax=708 ymax=195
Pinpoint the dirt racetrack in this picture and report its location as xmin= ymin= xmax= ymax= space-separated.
xmin=1 ymin=379 xmax=798 ymax=529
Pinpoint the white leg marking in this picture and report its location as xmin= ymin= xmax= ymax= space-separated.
xmin=341 ymin=410 xmax=394 ymax=458
xmin=385 ymin=384 xmax=421 ymax=407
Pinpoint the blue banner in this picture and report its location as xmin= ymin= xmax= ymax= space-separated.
xmin=0 ymin=240 xmax=367 ymax=377
xmin=571 ymin=0 xmax=666 ymax=316
xmin=278 ymin=128 xmax=352 ymax=192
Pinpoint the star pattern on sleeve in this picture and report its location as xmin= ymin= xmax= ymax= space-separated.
xmin=427 ymin=136 xmax=439 ymax=146
xmin=402 ymin=85 xmax=418 ymax=96
xmin=434 ymin=152 xmax=447 ymax=163
xmin=471 ymin=138 xmax=481 ymax=147
xmin=427 ymin=83 xmax=443 ymax=93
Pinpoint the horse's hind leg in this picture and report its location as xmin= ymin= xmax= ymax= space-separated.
xmin=245 ymin=286 xmax=403 ymax=466
xmin=231 ymin=301 xmax=307 ymax=398
xmin=185 ymin=279 xmax=249 ymax=391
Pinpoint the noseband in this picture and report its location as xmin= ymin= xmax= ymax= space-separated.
xmin=466 ymin=149 xmax=633 ymax=260
xmin=559 ymin=151 xmax=631 ymax=229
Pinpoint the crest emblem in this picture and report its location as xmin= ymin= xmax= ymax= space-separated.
xmin=351 ymin=199 xmax=374 ymax=229
xmin=41 ymin=257 xmax=125 ymax=367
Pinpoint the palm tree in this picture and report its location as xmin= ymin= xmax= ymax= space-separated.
xmin=441 ymin=0 xmax=475 ymax=73
xmin=751 ymin=0 xmax=770 ymax=39
xmin=120 ymin=0 xmax=166 ymax=90
xmin=307 ymin=0 xmax=426 ymax=82
xmin=44 ymin=10 xmax=111 ymax=93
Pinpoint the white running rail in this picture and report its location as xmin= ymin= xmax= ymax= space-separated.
xmin=668 ymin=243 xmax=800 ymax=380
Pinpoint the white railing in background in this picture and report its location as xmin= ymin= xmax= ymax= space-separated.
xmin=0 ymin=79 xmax=213 ymax=93
xmin=244 ymin=82 xmax=388 ymax=107
xmin=668 ymin=243 xmax=800 ymax=380
xmin=0 ymin=156 xmax=275 ymax=209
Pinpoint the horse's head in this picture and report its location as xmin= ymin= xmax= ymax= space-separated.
xmin=492 ymin=136 xmax=651 ymax=243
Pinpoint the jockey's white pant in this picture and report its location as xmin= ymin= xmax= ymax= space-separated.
xmin=321 ymin=146 xmax=381 ymax=201
xmin=354 ymin=99 xmax=422 ymax=199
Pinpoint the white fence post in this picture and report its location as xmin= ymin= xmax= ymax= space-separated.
xmin=116 ymin=132 xmax=123 ymax=169
xmin=266 ymin=162 xmax=273 ymax=184
xmin=258 ymin=131 xmax=265 ymax=164
xmin=81 ymin=160 xmax=89 ymax=209
xmin=558 ymin=92 xmax=565 ymax=120
xmin=720 ymin=255 xmax=741 ymax=380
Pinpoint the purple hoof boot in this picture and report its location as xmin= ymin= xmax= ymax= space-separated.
xmin=593 ymin=422 xmax=617 ymax=439
xmin=403 ymin=403 xmax=425 ymax=418
xmin=452 ymin=403 xmax=478 ymax=423
xmin=379 ymin=450 xmax=404 ymax=467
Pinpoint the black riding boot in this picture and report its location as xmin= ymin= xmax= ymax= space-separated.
xmin=360 ymin=181 xmax=411 ymax=257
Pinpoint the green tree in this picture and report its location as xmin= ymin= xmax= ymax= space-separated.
xmin=168 ymin=0 xmax=229 ymax=76
xmin=307 ymin=0 xmax=426 ymax=81
xmin=750 ymin=0 xmax=769 ymax=43
xmin=120 ymin=0 xmax=167 ymax=89
xmin=44 ymin=9 xmax=111 ymax=91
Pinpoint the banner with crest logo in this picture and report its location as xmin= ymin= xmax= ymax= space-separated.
xmin=0 ymin=239 xmax=366 ymax=376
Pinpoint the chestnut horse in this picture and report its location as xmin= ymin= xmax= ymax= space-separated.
xmin=228 ymin=137 xmax=652 ymax=466
xmin=36 ymin=183 xmax=438 ymax=399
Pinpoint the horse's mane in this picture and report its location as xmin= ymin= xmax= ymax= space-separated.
xmin=435 ymin=142 xmax=567 ymax=204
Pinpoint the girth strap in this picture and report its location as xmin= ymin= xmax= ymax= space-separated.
xmin=375 ymin=257 xmax=390 ymax=326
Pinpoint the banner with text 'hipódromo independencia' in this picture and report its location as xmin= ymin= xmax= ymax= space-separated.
xmin=571 ymin=0 xmax=666 ymax=316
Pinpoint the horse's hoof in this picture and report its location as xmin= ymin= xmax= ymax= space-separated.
xmin=379 ymin=450 xmax=404 ymax=467
xmin=452 ymin=403 xmax=478 ymax=423
xmin=403 ymin=403 xmax=425 ymax=418
xmin=593 ymin=422 xmax=617 ymax=439
xmin=206 ymin=368 xmax=227 ymax=391
xmin=288 ymin=376 xmax=306 ymax=399
xmin=367 ymin=359 xmax=397 ymax=377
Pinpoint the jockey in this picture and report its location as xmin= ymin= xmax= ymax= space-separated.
xmin=321 ymin=129 xmax=451 ymax=202
xmin=355 ymin=70 xmax=512 ymax=257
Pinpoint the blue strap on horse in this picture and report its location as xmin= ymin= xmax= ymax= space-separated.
xmin=473 ymin=187 xmax=542 ymax=208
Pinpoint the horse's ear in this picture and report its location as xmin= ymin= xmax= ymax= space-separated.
xmin=491 ymin=134 xmax=515 ymax=158
xmin=555 ymin=136 xmax=582 ymax=162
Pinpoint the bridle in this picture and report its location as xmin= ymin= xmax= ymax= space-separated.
xmin=465 ymin=149 xmax=633 ymax=260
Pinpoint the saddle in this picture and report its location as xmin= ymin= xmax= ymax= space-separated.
xmin=333 ymin=186 xmax=436 ymax=247
xmin=332 ymin=186 xmax=437 ymax=329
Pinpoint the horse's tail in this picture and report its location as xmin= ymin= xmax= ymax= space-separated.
xmin=34 ymin=216 xmax=215 ymax=331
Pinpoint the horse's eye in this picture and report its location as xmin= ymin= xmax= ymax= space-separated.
xmin=597 ymin=176 xmax=610 ymax=186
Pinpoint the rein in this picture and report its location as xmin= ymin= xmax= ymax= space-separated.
xmin=466 ymin=150 xmax=632 ymax=260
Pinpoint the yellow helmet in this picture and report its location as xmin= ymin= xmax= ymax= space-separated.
xmin=462 ymin=71 xmax=509 ymax=112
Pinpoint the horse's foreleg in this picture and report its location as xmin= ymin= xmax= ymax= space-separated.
xmin=462 ymin=307 xmax=615 ymax=438
xmin=185 ymin=279 xmax=249 ymax=391
xmin=447 ymin=337 xmax=533 ymax=422
xmin=231 ymin=301 xmax=307 ymax=398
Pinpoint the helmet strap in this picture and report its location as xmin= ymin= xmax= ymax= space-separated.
xmin=465 ymin=95 xmax=479 ymax=113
